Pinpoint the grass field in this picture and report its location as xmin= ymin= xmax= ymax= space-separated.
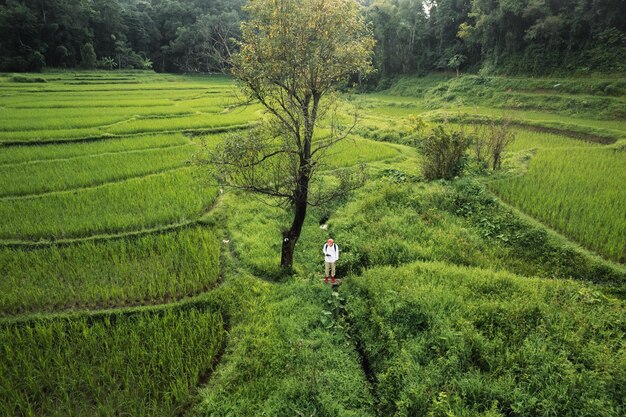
xmin=343 ymin=261 xmax=625 ymax=417
xmin=1 ymin=70 xmax=624 ymax=416
xmin=0 ymin=306 xmax=224 ymax=417
xmin=356 ymin=76 xmax=626 ymax=265
xmin=0 ymin=226 xmax=220 ymax=314
xmin=490 ymin=148 xmax=626 ymax=262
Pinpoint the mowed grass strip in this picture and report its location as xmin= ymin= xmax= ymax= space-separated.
xmin=490 ymin=147 xmax=626 ymax=262
xmin=0 ymin=133 xmax=191 ymax=165
xmin=0 ymin=167 xmax=218 ymax=241
xmin=0 ymin=307 xmax=224 ymax=417
xmin=0 ymin=226 xmax=219 ymax=314
xmin=343 ymin=261 xmax=625 ymax=417
xmin=0 ymin=144 xmax=196 ymax=198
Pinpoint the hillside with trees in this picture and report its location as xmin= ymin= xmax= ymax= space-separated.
xmin=1 ymin=0 xmax=625 ymax=75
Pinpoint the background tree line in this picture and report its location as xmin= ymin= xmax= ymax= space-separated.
xmin=0 ymin=0 xmax=244 ymax=71
xmin=1 ymin=0 xmax=624 ymax=75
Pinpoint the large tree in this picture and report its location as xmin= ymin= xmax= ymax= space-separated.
xmin=216 ymin=0 xmax=374 ymax=269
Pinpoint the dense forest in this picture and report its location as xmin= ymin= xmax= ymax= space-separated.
xmin=1 ymin=0 xmax=625 ymax=75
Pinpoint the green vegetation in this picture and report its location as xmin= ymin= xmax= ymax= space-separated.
xmin=343 ymin=261 xmax=625 ymax=416
xmin=0 ymin=306 xmax=224 ymax=417
xmin=0 ymin=133 xmax=191 ymax=165
xmin=0 ymin=167 xmax=218 ymax=241
xmin=491 ymin=148 xmax=626 ymax=262
xmin=2 ymin=0 xmax=624 ymax=78
xmin=0 ymin=227 xmax=219 ymax=314
xmin=0 ymin=145 xmax=195 ymax=197
xmin=191 ymin=273 xmax=374 ymax=417
xmin=1 ymin=71 xmax=624 ymax=417
xmin=419 ymin=126 xmax=471 ymax=180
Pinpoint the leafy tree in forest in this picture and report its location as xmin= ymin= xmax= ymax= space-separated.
xmin=210 ymin=0 xmax=375 ymax=269
xmin=448 ymin=54 xmax=467 ymax=77
xmin=80 ymin=43 xmax=97 ymax=69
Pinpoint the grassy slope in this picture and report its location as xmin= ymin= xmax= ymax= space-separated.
xmin=490 ymin=148 xmax=626 ymax=262
xmin=359 ymin=74 xmax=626 ymax=264
xmin=1 ymin=72 xmax=625 ymax=417
xmin=343 ymin=261 xmax=625 ymax=417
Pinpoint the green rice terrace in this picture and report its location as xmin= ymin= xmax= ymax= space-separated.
xmin=1 ymin=71 xmax=625 ymax=416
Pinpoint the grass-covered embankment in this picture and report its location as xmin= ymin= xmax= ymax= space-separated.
xmin=342 ymin=261 xmax=625 ymax=417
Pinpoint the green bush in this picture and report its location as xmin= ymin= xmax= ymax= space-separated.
xmin=419 ymin=126 xmax=471 ymax=180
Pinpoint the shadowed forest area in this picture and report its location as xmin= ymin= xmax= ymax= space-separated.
xmin=1 ymin=0 xmax=625 ymax=75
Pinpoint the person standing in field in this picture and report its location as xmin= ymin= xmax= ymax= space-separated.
xmin=323 ymin=238 xmax=339 ymax=284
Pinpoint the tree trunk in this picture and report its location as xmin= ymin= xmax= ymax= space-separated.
xmin=280 ymin=129 xmax=313 ymax=269
xmin=280 ymin=192 xmax=308 ymax=269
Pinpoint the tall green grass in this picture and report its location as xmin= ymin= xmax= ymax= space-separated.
xmin=507 ymin=128 xmax=597 ymax=151
xmin=319 ymin=136 xmax=400 ymax=170
xmin=490 ymin=148 xmax=626 ymax=262
xmin=190 ymin=273 xmax=375 ymax=417
xmin=343 ymin=261 xmax=625 ymax=417
xmin=0 ymin=306 xmax=224 ymax=416
xmin=105 ymin=107 xmax=258 ymax=135
xmin=0 ymin=226 xmax=219 ymax=314
xmin=0 ymin=167 xmax=218 ymax=240
xmin=0 ymin=133 xmax=191 ymax=165
xmin=0 ymin=144 xmax=196 ymax=197
xmin=0 ymin=107 xmax=196 ymax=132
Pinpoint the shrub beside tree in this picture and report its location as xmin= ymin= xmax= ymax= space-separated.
xmin=419 ymin=126 xmax=471 ymax=181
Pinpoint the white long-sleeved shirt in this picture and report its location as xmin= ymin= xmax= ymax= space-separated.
xmin=323 ymin=243 xmax=339 ymax=263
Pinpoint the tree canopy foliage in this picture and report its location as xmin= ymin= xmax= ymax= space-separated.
xmin=1 ymin=0 xmax=624 ymax=74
